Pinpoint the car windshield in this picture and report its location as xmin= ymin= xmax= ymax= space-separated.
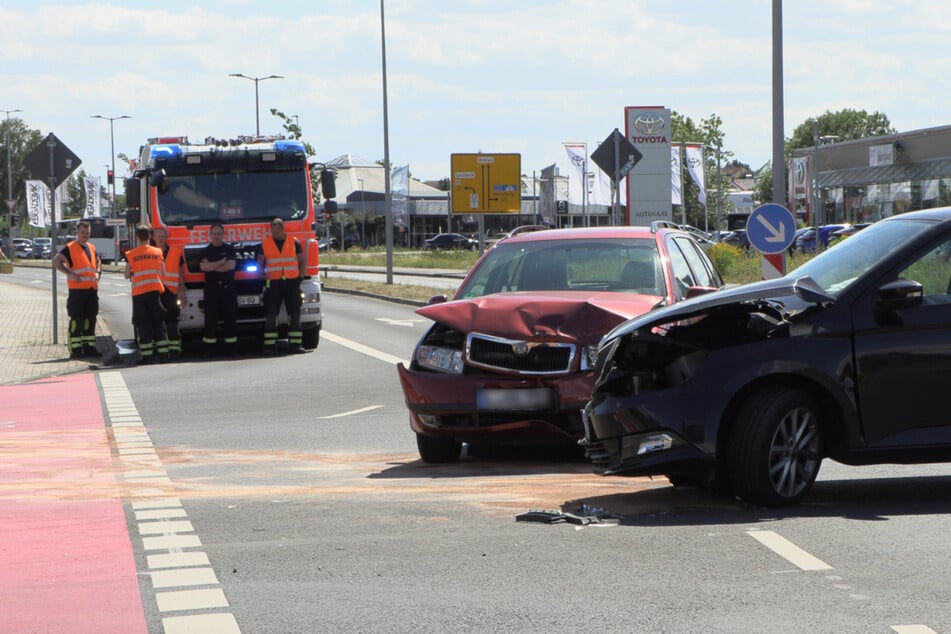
xmin=457 ymin=237 xmax=660 ymax=298
xmin=156 ymin=171 xmax=309 ymax=226
xmin=789 ymin=218 xmax=932 ymax=295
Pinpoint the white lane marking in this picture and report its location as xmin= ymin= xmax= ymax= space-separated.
xmin=375 ymin=317 xmax=426 ymax=327
xmin=747 ymin=530 xmax=832 ymax=571
xmin=317 ymin=405 xmax=384 ymax=420
xmin=98 ymin=371 xmax=241 ymax=632
xmin=891 ymin=627 xmax=939 ymax=634
xmin=322 ymin=330 xmax=406 ymax=365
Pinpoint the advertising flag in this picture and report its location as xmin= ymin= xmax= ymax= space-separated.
xmin=564 ymin=143 xmax=587 ymax=205
xmin=83 ymin=176 xmax=101 ymax=218
xmin=684 ymin=144 xmax=706 ymax=206
xmin=391 ymin=164 xmax=409 ymax=228
xmin=671 ymin=144 xmax=683 ymax=206
xmin=26 ymin=180 xmax=51 ymax=228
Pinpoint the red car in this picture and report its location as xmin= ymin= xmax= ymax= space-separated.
xmin=397 ymin=225 xmax=724 ymax=463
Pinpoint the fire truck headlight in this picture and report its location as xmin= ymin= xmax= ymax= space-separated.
xmin=302 ymin=291 xmax=320 ymax=304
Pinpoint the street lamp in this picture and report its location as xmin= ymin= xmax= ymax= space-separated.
xmin=91 ymin=114 xmax=131 ymax=217
xmin=2 ymin=108 xmax=22 ymax=245
xmin=229 ymin=73 xmax=284 ymax=136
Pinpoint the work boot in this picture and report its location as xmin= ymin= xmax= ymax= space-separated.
xmin=69 ymin=349 xmax=84 ymax=360
xmin=83 ymin=345 xmax=101 ymax=358
xmin=262 ymin=346 xmax=276 ymax=356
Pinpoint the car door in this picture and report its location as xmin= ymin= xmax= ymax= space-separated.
xmin=852 ymin=234 xmax=951 ymax=447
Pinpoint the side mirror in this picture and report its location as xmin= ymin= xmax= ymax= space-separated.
xmin=877 ymin=278 xmax=924 ymax=312
xmin=427 ymin=294 xmax=448 ymax=305
xmin=684 ymin=285 xmax=718 ymax=300
xmin=149 ymin=169 xmax=169 ymax=194
xmin=320 ymin=169 xmax=336 ymax=199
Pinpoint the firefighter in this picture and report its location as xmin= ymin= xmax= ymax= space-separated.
xmin=124 ymin=225 xmax=167 ymax=364
xmin=199 ymin=223 xmax=238 ymax=357
xmin=255 ymin=218 xmax=306 ymax=354
xmin=52 ymin=220 xmax=102 ymax=359
xmin=151 ymin=227 xmax=187 ymax=359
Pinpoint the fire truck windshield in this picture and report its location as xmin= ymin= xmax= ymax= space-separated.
xmin=155 ymin=171 xmax=309 ymax=225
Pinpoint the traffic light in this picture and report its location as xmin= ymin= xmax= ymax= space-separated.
xmin=107 ymin=169 xmax=114 ymax=185
xmin=323 ymin=200 xmax=337 ymax=222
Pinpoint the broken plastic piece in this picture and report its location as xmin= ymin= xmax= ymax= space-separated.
xmin=515 ymin=509 xmax=599 ymax=525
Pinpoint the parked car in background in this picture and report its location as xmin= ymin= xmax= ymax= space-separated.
xmin=31 ymin=237 xmax=52 ymax=259
xmin=793 ymin=224 xmax=848 ymax=252
xmin=720 ymin=229 xmax=750 ymax=250
xmin=398 ymin=224 xmax=724 ymax=463
xmin=12 ymin=238 xmax=33 ymax=259
xmin=829 ymin=222 xmax=871 ymax=242
xmin=424 ymin=232 xmax=479 ymax=251
xmin=583 ymin=207 xmax=951 ymax=507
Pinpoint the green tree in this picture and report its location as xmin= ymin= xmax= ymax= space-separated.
xmin=0 ymin=115 xmax=44 ymax=235
xmin=670 ymin=111 xmax=734 ymax=230
xmin=786 ymin=108 xmax=895 ymax=151
xmin=757 ymin=109 xmax=897 ymax=205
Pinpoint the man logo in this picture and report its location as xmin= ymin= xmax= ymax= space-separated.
xmin=634 ymin=114 xmax=666 ymax=136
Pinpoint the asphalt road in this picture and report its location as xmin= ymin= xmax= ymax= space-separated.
xmin=6 ymin=268 xmax=951 ymax=632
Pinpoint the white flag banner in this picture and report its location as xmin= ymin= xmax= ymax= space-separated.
xmin=564 ymin=143 xmax=587 ymax=205
xmin=685 ymin=144 xmax=706 ymax=206
xmin=589 ymin=166 xmax=611 ymax=206
xmin=83 ymin=176 xmax=101 ymax=218
xmin=26 ymin=180 xmax=51 ymax=228
xmin=671 ymin=144 xmax=683 ymax=206
xmin=391 ymin=164 xmax=409 ymax=228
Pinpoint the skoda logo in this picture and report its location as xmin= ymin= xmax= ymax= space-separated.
xmin=634 ymin=114 xmax=666 ymax=136
xmin=512 ymin=342 xmax=530 ymax=357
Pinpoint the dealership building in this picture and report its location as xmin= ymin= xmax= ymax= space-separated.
xmin=789 ymin=124 xmax=951 ymax=226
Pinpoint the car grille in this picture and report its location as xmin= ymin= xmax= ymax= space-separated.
xmin=466 ymin=333 xmax=575 ymax=375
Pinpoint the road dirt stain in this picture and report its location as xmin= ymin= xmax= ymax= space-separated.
xmin=3 ymin=430 xmax=734 ymax=516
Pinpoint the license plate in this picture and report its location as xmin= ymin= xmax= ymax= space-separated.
xmin=476 ymin=388 xmax=555 ymax=411
xmin=237 ymin=295 xmax=261 ymax=306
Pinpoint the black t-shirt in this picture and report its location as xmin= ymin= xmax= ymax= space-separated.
xmin=201 ymin=242 xmax=236 ymax=283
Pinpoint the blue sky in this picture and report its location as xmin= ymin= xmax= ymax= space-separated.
xmin=3 ymin=0 xmax=950 ymax=184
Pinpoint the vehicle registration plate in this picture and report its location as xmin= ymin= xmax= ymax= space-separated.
xmin=476 ymin=388 xmax=555 ymax=411
xmin=237 ymin=295 xmax=261 ymax=306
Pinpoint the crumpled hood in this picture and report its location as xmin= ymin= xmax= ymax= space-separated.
xmin=417 ymin=291 xmax=664 ymax=344
xmin=603 ymin=275 xmax=834 ymax=342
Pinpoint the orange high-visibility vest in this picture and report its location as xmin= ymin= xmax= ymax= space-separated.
xmin=66 ymin=241 xmax=99 ymax=290
xmin=127 ymin=245 xmax=165 ymax=296
xmin=262 ymin=236 xmax=300 ymax=280
xmin=162 ymin=245 xmax=184 ymax=293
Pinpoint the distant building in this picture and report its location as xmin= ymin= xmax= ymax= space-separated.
xmin=789 ymin=124 xmax=951 ymax=225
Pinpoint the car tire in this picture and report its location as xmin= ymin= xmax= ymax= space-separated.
xmin=416 ymin=433 xmax=462 ymax=463
xmin=727 ymin=386 xmax=823 ymax=507
xmin=302 ymin=326 xmax=320 ymax=350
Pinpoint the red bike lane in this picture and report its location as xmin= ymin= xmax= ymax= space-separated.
xmin=0 ymin=372 xmax=147 ymax=633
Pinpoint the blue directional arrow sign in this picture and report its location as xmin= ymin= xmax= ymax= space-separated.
xmin=746 ymin=203 xmax=797 ymax=254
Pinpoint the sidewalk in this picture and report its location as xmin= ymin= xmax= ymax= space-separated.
xmin=0 ymin=278 xmax=115 ymax=385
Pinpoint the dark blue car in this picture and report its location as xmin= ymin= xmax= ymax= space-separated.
xmin=793 ymin=224 xmax=848 ymax=253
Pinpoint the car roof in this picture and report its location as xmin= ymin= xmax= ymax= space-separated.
xmin=499 ymin=225 xmax=669 ymax=245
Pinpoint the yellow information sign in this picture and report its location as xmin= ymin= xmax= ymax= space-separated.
xmin=450 ymin=153 xmax=521 ymax=213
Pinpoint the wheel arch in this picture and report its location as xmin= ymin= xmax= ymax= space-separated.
xmin=714 ymin=372 xmax=854 ymax=474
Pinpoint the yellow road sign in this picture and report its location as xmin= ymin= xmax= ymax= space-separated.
xmin=450 ymin=153 xmax=521 ymax=213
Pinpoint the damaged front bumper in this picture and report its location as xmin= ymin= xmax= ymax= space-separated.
xmin=397 ymin=362 xmax=593 ymax=445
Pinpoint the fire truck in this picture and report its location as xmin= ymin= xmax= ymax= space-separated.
xmin=132 ymin=135 xmax=333 ymax=350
